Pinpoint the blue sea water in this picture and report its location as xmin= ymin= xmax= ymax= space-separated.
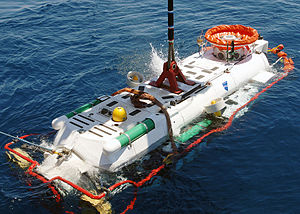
xmin=0 ymin=0 xmax=299 ymax=213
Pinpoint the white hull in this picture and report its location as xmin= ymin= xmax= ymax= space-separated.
xmin=38 ymin=39 xmax=272 ymax=178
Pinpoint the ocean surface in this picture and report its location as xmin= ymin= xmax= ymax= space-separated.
xmin=0 ymin=0 xmax=299 ymax=213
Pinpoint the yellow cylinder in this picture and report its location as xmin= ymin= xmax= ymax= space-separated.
xmin=211 ymin=100 xmax=222 ymax=117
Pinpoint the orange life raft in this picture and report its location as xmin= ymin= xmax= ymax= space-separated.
xmin=205 ymin=25 xmax=259 ymax=50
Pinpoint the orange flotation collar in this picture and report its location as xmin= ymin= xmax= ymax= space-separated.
xmin=205 ymin=25 xmax=259 ymax=49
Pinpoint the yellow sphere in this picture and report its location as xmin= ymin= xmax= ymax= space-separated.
xmin=112 ymin=107 xmax=127 ymax=122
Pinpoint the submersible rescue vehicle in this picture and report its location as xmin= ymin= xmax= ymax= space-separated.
xmin=3 ymin=0 xmax=294 ymax=207
xmin=36 ymin=21 xmax=277 ymax=179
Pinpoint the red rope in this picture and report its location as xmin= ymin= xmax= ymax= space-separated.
xmin=3 ymin=47 xmax=294 ymax=213
xmin=120 ymin=188 xmax=138 ymax=214
xmin=4 ymin=134 xmax=62 ymax=202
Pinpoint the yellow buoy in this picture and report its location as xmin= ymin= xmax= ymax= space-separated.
xmin=112 ymin=107 xmax=127 ymax=122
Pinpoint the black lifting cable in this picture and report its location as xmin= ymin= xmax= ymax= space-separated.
xmin=168 ymin=0 xmax=175 ymax=69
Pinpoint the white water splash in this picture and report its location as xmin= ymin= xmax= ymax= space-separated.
xmin=147 ymin=43 xmax=186 ymax=79
xmin=37 ymin=139 xmax=130 ymax=194
xmin=222 ymin=83 xmax=260 ymax=119
xmin=148 ymin=44 xmax=165 ymax=77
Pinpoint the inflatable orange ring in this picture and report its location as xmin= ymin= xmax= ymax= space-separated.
xmin=205 ymin=25 xmax=259 ymax=50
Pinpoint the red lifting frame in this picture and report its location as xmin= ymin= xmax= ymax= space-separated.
xmin=150 ymin=61 xmax=195 ymax=94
